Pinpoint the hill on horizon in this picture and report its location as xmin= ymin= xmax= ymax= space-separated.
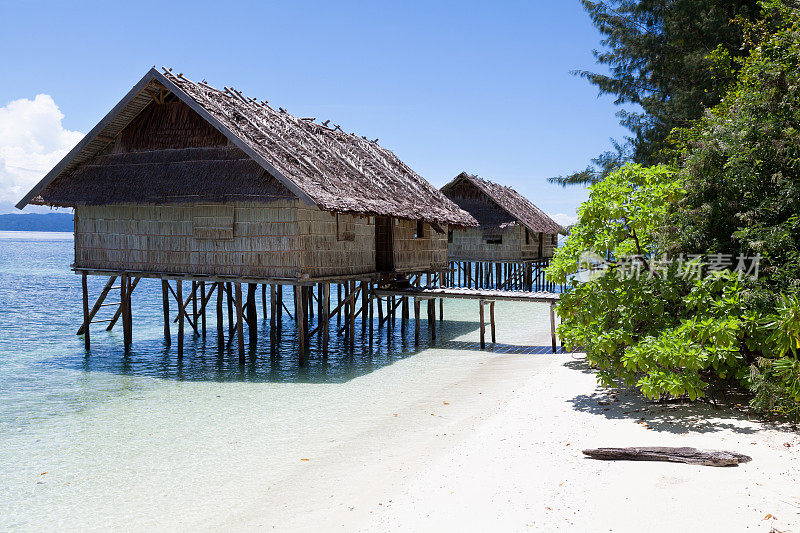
xmin=0 ymin=213 xmax=74 ymax=232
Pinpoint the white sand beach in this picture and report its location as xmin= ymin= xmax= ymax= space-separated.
xmin=221 ymin=352 xmax=800 ymax=533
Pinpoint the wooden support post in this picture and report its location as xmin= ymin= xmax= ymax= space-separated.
xmin=304 ymin=286 xmax=311 ymax=351
xmin=414 ymin=297 xmax=421 ymax=346
xmin=550 ymin=301 xmax=557 ymax=353
xmin=377 ymin=296 xmax=384 ymax=328
xmin=348 ymin=280 xmax=356 ymax=350
xmin=361 ymin=280 xmax=368 ymax=334
xmin=262 ymin=284 xmax=267 ymax=320
xmin=295 ymin=286 xmax=307 ymax=365
xmin=322 ymin=283 xmax=330 ymax=356
xmin=162 ymin=279 xmax=171 ymax=347
xmin=121 ymin=273 xmax=132 ymax=350
xmin=192 ymin=281 xmax=198 ymax=331
xmin=401 ymin=294 xmax=408 ymax=336
xmin=337 ymin=284 xmax=342 ymax=327
xmin=479 ymin=299 xmax=486 ymax=350
xmin=107 ymin=277 xmax=140 ymax=331
xmin=490 ymin=301 xmax=496 ymax=344
xmin=77 ymin=275 xmax=116 ymax=335
xmin=368 ymin=283 xmax=374 ymax=349
xmin=247 ymin=283 xmax=257 ymax=345
xmin=318 ymin=283 xmax=324 ymax=336
xmin=217 ymin=281 xmax=224 ymax=350
xmin=200 ymin=281 xmax=207 ymax=338
xmin=235 ymin=283 xmax=245 ymax=364
xmin=270 ymin=284 xmax=277 ymax=350
xmin=276 ymin=284 xmax=283 ymax=334
xmin=81 ymin=272 xmax=90 ymax=350
xmin=177 ymin=280 xmax=184 ymax=357
xmin=226 ymin=282 xmax=234 ymax=334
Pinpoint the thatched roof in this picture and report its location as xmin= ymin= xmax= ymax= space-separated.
xmin=40 ymin=147 xmax=293 ymax=206
xmin=19 ymin=68 xmax=477 ymax=227
xmin=441 ymin=172 xmax=562 ymax=234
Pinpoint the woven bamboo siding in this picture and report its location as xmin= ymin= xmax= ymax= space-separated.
xmin=392 ymin=219 xmax=448 ymax=272
xmin=296 ymin=206 xmax=375 ymax=277
xmin=75 ymin=200 xmax=303 ymax=278
xmin=448 ymin=224 xmax=557 ymax=261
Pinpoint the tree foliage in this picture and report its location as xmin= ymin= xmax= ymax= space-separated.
xmin=672 ymin=0 xmax=800 ymax=288
xmin=552 ymin=0 xmax=760 ymax=186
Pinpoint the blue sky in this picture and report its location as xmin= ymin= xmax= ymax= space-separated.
xmin=0 ymin=0 xmax=626 ymax=221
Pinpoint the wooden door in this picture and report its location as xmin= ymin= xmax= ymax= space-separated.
xmin=375 ymin=216 xmax=394 ymax=272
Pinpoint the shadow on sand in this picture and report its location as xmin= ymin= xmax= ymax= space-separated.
xmin=563 ymin=357 xmax=761 ymax=435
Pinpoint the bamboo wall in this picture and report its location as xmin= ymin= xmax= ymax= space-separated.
xmin=74 ymin=202 xmax=449 ymax=278
xmin=75 ymin=201 xmax=302 ymax=277
xmin=392 ymin=219 xmax=448 ymax=271
xmin=448 ymin=224 xmax=557 ymax=261
xmin=297 ymin=206 xmax=375 ymax=277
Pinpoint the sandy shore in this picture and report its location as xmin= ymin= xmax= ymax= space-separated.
xmin=221 ymin=353 xmax=800 ymax=532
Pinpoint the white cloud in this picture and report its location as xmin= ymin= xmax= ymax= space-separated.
xmin=550 ymin=213 xmax=578 ymax=227
xmin=0 ymin=94 xmax=83 ymax=208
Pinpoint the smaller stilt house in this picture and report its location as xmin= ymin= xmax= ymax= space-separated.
xmin=440 ymin=172 xmax=562 ymax=291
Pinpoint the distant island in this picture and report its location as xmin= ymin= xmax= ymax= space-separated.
xmin=0 ymin=213 xmax=74 ymax=232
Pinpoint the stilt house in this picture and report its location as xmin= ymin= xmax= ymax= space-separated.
xmin=440 ymin=172 xmax=562 ymax=262
xmin=17 ymin=68 xmax=477 ymax=280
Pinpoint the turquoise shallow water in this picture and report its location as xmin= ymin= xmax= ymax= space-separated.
xmin=0 ymin=232 xmax=557 ymax=530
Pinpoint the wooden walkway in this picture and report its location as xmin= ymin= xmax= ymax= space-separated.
xmin=373 ymin=287 xmax=560 ymax=352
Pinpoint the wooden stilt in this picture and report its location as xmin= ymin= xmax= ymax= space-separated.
xmin=377 ymin=296 xmax=384 ymax=328
xmin=81 ymin=272 xmax=90 ymax=350
xmin=217 ymin=281 xmax=224 ymax=350
xmin=303 ymin=286 xmax=311 ymax=352
xmin=226 ymin=282 xmax=234 ymax=334
xmin=177 ymin=280 xmax=184 ymax=357
xmin=295 ymin=286 xmax=307 ymax=365
xmin=262 ymin=284 xmax=267 ymax=319
xmin=348 ymin=280 xmax=356 ymax=350
xmin=337 ymin=284 xmax=342 ymax=327
xmin=270 ymin=284 xmax=277 ymax=351
xmin=550 ymin=301 xmax=557 ymax=353
xmin=162 ymin=280 xmax=171 ymax=347
xmin=121 ymin=273 xmax=132 ymax=350
xmin=200 ymin=281 xmax=207 ymax=338
xmin=368 ymin=282 xmax=374 ymax=349
xmin=318 ymin=283 xmax=324 ymax=336
xmin=322 ymin=283 xmax=330 ymax=356
xmin=276 ymin=284 xmax=283 ymax=334
xmin=361 ymin=280 xmax=368 ymax=334
xmin=235 ymin=283 xmax=245 ymax=364
xmin=191 ymin=281 xmax=198 ymax=333
xmin=247 ymin=283 xmax=257 ymax=345
xmin=479 ymin=300 xmax=486 ymax=350
xmin=414 ymin=297 xmax=420 ymax=346
xmin=77 ymin=275 xmax=116 ymax=335
xmin=490 ymin=301 xmax=496 ymax=344
xmin=401 ymin=294 xmax=408 ymax=336
xmin=107 ymin=276 xmax=140 ymax=331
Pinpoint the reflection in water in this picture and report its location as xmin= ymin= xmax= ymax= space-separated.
xmin=63 ymin=316 xmax=480 ymax=384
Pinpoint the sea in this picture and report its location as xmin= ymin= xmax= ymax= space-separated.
xmin=0 ymin=231 xmax=557 ymax=530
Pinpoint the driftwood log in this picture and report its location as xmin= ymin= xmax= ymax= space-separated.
xmin=582 ymin=447 xmax=752 ymax=467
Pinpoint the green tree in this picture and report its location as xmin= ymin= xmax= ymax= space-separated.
xmin=552 ymin=0 xmax=760 ymax=186
xmin=672 ymin=0 xmax=800 ymax=288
